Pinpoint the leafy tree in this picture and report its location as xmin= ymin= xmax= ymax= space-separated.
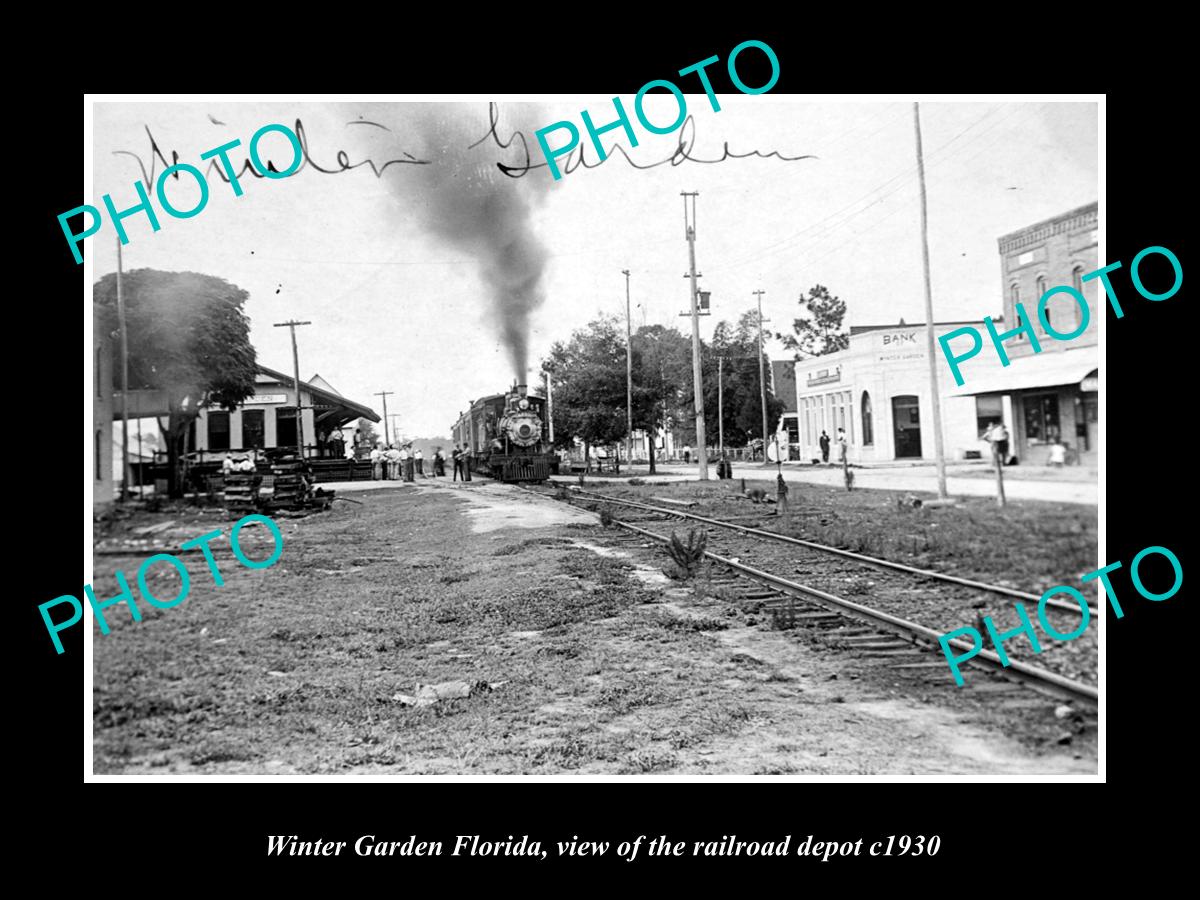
xmin=542 ymin=316 xmax=629 ymax=465
xmin=94 ymin=269 xmax=257 ymax=497
xmin=630 ymin=324 xmax=692 ymax=474
xmin=777 ymin=284 xmax=849 ymax=359
xmin=705 ymin=310 xmax=786 ymax=457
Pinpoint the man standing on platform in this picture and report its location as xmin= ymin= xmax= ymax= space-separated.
xmin=415 ymin=447 xmax=425 ymax=477
xmin=452 ymin=445 xmax=463 ymax=481
xmin=370 ymin=444 xmax=383 ymax=480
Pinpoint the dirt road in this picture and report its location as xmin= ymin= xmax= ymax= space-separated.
xmin=92 ymin=481 xmax=1095 ymax=775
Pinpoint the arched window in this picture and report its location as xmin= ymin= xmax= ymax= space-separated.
xmin=1036 ymin=275 xmax=1049 ymax=329
xmin=1010 ymin=284 xmax=1026 ymax=340
xmin=861 ymin=392 xmax=874 ymax=446
xmin=1072 ymin=265 xmax=1084 ymax=293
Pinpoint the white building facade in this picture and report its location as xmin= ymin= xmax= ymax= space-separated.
xmin=791 ymin=321 xmax=997 ymax=464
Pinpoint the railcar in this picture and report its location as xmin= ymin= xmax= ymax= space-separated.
xmin=450 ymin=383 xmax=558 ymax=483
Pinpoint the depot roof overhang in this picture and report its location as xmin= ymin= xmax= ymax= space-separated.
xmin=256 ymin=364 xmax=380 ymax=423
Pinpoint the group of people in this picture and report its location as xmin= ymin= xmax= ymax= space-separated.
xmin=366 ymin=443 xmax=483 ymax=482
xmin=818 ymin=428 xmax=849 ymax=464
xmin=370 ymin=443 xmax=442 ymax=481
xmin=221 ymin=452 xmax=258 ymax=474
xmin=316 ymin=427 xmax=348 ymax=459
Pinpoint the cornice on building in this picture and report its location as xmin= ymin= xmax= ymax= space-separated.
xmin=997 ymin=202 xmax=1098 ymax=255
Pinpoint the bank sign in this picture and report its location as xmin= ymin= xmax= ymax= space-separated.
xmin=878 ymin=331 xmax=925 ymax=362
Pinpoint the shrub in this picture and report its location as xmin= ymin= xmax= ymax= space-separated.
xmin=666 ymin=528 xmax=707 ymax=578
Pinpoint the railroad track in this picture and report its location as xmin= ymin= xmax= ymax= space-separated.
xmin=532 ymin=485 xmax=1098 ymax=707
xmin=566 ymin=487 xmax=1095 ymax=616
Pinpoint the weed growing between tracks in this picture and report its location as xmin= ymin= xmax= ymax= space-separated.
xmin=568 ymin=480 xmax=1096 ymax=596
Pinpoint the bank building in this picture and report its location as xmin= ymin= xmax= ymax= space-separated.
xmin=779 ymin=202 xmax=1098 ymax=468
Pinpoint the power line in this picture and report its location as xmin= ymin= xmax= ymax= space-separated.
xmin=784 ymin=104 xmax=1039 ymax=275
xmin=716 ymin=104 xmax=1014 ymax=273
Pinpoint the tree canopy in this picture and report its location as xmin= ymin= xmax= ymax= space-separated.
xmin=94 ymin=268 xmax=258 ymax=494
xmin=541 ymin=313 xmax=787 ymax=464
xmin=777 ymin=284 xmax=849 ymax=360
xmin=94 ymin=268 xmax=258 ymax=410
xmin=542 ymin=316 xmax=628 ymax=453
xmin=630 ymin=324 xmax=693 ymax=470
xmin=705 ymin=309 xmax=786 ymax=450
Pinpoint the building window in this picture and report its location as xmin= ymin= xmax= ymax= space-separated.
xmin=861 ymin=392 xmax=874 ymax=446
xmin=95 ymin=429 xmax=102 ymax=480
xmin=976 ymin=395 xmax=1003 ymax=435
xmin=1072 ymin=265 xmax=1084 ymax=293
xmin=1010 ymin=284 xmax=1025 ymax=340
xmin=243 ymin=409 xmax=265 ymax=449
xmin=96 ymin=347 xmax=103 ymax=397
xmin=208 ymin=411 xmax=231 ymax=451
xmin=1035 ymin=275 xmax=1048 ymax=328
xmin=1023 ymin=393 xmax=1061 ymax=443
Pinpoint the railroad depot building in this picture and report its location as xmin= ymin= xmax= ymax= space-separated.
xmin=788 ymin=320 xmax=991 ymax=464
xmin=188 ymin=365 xmax=379 ymax=460
xmin=949 ymin=202 xmax=1099 ymax=467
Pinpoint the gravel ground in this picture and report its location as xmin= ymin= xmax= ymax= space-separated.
xmin=535 ymin=480 xmax=1099 ymax=687
xmin=91 ymin=483 xmax=1095 ymax=775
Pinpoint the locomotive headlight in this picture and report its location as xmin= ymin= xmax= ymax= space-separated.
xmin=518 ymin=398 xmax=530 ymax=410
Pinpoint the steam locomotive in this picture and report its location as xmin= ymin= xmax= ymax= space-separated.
xmin=450 ymin=383 xmax=559 ymax=483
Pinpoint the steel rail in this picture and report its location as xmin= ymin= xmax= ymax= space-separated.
xmin=568 ymin=487 xmax=1095 ymax=616
xmin=615 ymin=519 xmax=1098 ymax=705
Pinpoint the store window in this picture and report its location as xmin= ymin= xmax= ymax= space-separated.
xmin=976 ymin=395 xmax=1003 ymax=435
xmin=207 ymin=411 xmax=231 ymax=451
xmin=1023 ymin=393 xmax=1061 ymax=443
xmin=861 ymin=392 xmax=873 ymax=446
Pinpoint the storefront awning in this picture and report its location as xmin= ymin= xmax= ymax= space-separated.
xmin=952 ymin=347 xmax=1098 ymax=397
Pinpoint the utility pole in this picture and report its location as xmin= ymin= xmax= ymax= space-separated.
xmin=135 ymin=393 xmax=144 ymax=500
xmin=681 ymin=192 xmax=709 ymax=480
xmin=717 ymin=356 xmax=724 ymax=458
xmin=116 ymin=238 xmax=130 ymax=501
xmin=274 ymin=320 xmax=312 ymax=459
xmin=622 ymin=268 xmax=633 ymax=471
xmin=754 ymin=288 xmax=770 ymax=462
xmin=913 ymin=102 xmax=949 ymax=500
xmin=545 ymin=371 xmax=554 ymax=443
xmin=374 ymin=390 xmax=394 ymax=445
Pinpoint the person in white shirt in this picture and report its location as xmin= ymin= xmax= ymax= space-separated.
xmin=836 ymin=427 xmax=848 ymax=463
xmin=386 ymin=444 xmax=402 ymax=480
xmin=414 ymin=448 xmax=424 ymax=477
xmin=370 ymin=445 xmax=383 ymax=480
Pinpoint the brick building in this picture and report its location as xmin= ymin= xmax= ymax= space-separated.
xmin=953 ymin=202 xmax=1099 ymax=466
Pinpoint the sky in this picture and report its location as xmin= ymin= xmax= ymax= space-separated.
xmin=89 ymin=97 xmax=1098 ymax=437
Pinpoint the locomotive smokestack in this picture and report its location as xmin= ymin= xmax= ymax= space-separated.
xmin=517 ymin=383 xmax=528 ymax=398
